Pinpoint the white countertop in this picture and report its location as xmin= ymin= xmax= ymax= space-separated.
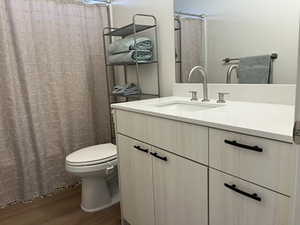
xmin=112 ymin=96 xmax=295 ymax=143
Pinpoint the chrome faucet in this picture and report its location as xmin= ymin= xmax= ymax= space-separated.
xmin=226 ymin=64 xmax=239 ymax=83
xmin=188 ymin=66 xmax=209 ymax=102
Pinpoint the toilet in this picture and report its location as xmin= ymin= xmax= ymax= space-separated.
xmin=65 ymin=143 xmax=119 ymax=212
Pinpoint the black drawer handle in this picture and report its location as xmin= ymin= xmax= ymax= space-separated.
xmin=134 ymin=145 xmax=149 ymax=153
xmin=224 ymin=183 xmax=262 ymax=202
xmin=150 ymin=152 xmax=168 ymax=161
xmin=224 ymin=140 xmax=263 ymax=152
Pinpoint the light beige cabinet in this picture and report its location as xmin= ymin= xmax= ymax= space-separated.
xmin=117 ymin=134 xmax=208 ymax=225
xmin=210 ymin=169 xmax=291 ymax=225
xmin=117 ymin=135 xmax=155 ymax=225
xmin=116 ymin=110 xmax=209 ymax=165
xmin=115 ymin=110 xmax=296 ymax=225
xmin=152 ymin=147 xmax=208 ymax=225
xmin=209 ymin=128 xmax=296 ymax=196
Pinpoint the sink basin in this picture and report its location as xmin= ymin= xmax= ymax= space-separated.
xmin=154 ymin=101 xmax=223 ymax=113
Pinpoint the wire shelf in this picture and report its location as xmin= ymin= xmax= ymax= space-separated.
xmin=106 ymin=60 xmax=158 ymax=66
xmin=104 ymin=24 xmax=156 ymax=37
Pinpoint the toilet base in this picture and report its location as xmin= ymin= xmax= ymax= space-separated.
xmin=80 ymin=175 xmax=119 ymax=213
xmin=81 ymin=194 xmax=120 ymax=213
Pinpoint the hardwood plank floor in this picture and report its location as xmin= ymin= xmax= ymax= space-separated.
xmin=0 ymin=187 xmax=121 ymax=225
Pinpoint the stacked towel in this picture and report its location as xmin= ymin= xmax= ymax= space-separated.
xmin=109 ymin=37 xmax=153 ymax=54
xmin=112 ymin=83 xmax=141 ymax=97
xmin=238 ymin=55 xmax=272 ymax=84
xmin=108 ymin=37 xmax=153 ymax=64
xmin=108 ymin=50 xmax=153 ymax=65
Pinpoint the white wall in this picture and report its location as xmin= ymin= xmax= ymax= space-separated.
xmin=111 ymin=0 xmax=175 ymax=96
xmin=175 ymin=0 xmax=300 ymax=84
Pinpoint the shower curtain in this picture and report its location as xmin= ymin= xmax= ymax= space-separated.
xmin=180 ymin=17 xmax=205 ymax=83
xmin=0 ymin=0 xmax=110 ymax=207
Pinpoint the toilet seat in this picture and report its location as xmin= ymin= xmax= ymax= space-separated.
xmin=66 ymin=157 xmax=118 ymax=175
xmin=66 ymin=143 xmax=117 ymax=167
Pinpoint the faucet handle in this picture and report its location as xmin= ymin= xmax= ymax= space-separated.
xmin=217 ymin=92 xmax=229 ymax=103
xmin=189 ymin=91 xmax=198 ymax=101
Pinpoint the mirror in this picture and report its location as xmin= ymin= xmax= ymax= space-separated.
xmin=174 ymin=0 xmax=300 ymax=84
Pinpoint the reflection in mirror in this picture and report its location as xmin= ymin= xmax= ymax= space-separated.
xmin=175 ymin=13 xmax=207 ymax=83
xmin=174 ymin=0 xmax=300 ymax=84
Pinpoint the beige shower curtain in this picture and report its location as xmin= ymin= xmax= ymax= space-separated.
xmin=180 ymin=17 xmax=205 ymax=83
xmin=0 ymin=0 xmax=110 ymax=207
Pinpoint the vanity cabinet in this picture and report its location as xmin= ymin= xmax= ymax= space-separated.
xmin=115 ymin=109 xmax=296 ymax=225
xmin=152 ymin=147 xmax=208 ymax=225
xmin=210 ymin=169 xmax=291 ymax=225
xmin=117 ymin=134 xmax=208 ymax=225
xmin=209 ymin=128 xmax=296 ymax=196
xmin=117 ymin=135 xmax=155 ymax=225
xmin=116 ymin=110 xmax=209 ymax=165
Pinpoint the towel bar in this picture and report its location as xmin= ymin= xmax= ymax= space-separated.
xmin=223 ymin=53 xmax=278 ymax=64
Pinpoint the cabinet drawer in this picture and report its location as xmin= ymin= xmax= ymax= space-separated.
xmin=116 ymin=110 xmax=208 ymax=165
xmin=210 ymin=169 xmax=291 ymax=225
xmin=209 ymin=128 xmax=296 ymax=195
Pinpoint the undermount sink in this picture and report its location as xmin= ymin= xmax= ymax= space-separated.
xmin=153 ymin=100 xmax=224 ymax=113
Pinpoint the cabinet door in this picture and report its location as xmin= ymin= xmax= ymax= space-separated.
xmin=152 ymin=147 xmax=208 ymax=225
xmin=117 ymin=135 xmax=154 ymax=225
xmin=210 ymin=169 xmax=291 ymax=225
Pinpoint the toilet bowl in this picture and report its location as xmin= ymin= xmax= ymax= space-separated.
xmin=65 ymin=143 xmax=119 ymax=212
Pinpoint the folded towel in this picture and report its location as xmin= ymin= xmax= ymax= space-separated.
xmin=238 ymin=55 xmax=272 ymax=84
xmin=112 ymin=83 xmax=141 ymax=97
xmin=112 ymin=85 xmax=124 ymax=94
xmin=108 ymin=50 xmax=153 ymax=65
xmin=109 ymin=37 xmax=153 ymax=55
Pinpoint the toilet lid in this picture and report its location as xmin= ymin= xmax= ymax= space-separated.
xmin=66 ymin=143 xmax=117 ymax=166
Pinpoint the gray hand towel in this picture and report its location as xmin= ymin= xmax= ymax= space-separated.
xmin=238 ymin=55 xmax=272 ymax=84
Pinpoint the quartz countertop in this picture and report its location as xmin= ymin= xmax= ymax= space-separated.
xmin=111 ymin=96 xmax=295 ymax=143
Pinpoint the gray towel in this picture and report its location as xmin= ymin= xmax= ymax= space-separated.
xmin=238 ymin=55 xmax=272 ymax=84
xmin=108 ymin=50 xmax=153 ymax=64
xmin=109 ymin=37 xmax=153 ymax=55
xmin=112 ymin=83 xmax=141 ymax=96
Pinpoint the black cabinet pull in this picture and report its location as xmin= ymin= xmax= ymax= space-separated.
xmin=224 ymin=140 xmax=263 ymax=152
xmin=224 ymin=183 xmax=262 ymax=202
xmin=134 ymin=145 xmax=149 ymax=153
xmin=150 ymin=152 xmax=168 ymax=162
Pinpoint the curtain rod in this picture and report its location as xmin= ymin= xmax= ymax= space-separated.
xmin=175 ymin=11 xmax=205 ymax=18
xmin=75 ymin=0 xmax=111 ymax=7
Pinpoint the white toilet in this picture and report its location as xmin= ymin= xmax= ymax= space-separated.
xmin=65 ymin=143 xmax=119 ymax=212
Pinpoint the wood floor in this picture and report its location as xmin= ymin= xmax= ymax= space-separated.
xmin=0 ymin=187 xmax=121 ymax=225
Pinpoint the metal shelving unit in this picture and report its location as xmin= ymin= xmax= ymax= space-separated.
xmin=102 ymin=14 xmax=160 ymax=142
